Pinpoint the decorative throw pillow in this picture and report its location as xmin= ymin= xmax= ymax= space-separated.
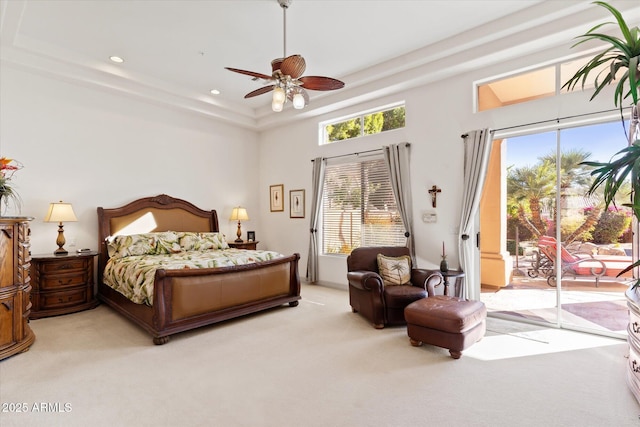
xmin=153 ymin=231 xmax=182 ymax=254
xmin=107 ymin=231 xmax=182 ymax=258
xmin=376 ymin=254 xmax=411 ymax=286
xmin=197 ymin=232 xmax=230 ymax=250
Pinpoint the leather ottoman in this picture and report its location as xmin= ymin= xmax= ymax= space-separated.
xmin=404 ymin=295 xmax=486 ymax=359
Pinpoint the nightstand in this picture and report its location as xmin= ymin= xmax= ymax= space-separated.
xmin=227 ymin=241 xmax=259 ymax=250
xmin=29 ymin=251 xmax=99 ymax=318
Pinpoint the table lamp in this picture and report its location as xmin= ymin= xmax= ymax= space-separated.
xmin=44 ymin=201 xmax=78 ymax=255
xmin=229 ymin=207 xmax=249 ymax=243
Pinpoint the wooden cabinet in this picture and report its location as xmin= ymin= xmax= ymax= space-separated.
xmin=0 ymin=217 xmax=35 ymax=361
xmin=227 ymin=241 xmax=259 ymax=250
xmin=30 ymin=251 xmax=98 ymax=318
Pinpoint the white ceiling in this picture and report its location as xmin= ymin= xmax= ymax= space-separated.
xmin=2 ymin=0 xmax=639 ymax=130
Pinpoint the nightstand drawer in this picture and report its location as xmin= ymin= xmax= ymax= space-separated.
xmin=39 ymin=273 xmax=87 ymax=290
xmin=39 ymin=288 xmax=88 ymax=310
xmin=38 ymin=258 xmax=88 ymax=273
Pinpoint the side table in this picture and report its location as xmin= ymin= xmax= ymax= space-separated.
xmin=440 ymin=269 xmax=465 ymax=297
xmin=228 ymin=241 xmax=259 ymax=250
xmin=29 ymin=251 xmax=99 ymax=318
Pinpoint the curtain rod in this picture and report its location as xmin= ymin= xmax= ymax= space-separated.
xmin=311 ymin=142 xmax=410 ymax=162
xmin=460 ymin=106 xmax=632 ymax=138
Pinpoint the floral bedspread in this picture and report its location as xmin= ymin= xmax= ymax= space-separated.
xmin=103 ymin=248 xmax=284 ymax=305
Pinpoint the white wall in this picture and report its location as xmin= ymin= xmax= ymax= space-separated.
xmin=0 ymin=65 xmax=260 ymax=255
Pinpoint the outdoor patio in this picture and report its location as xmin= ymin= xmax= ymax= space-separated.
xmin=481 ymin=251 xmax=631 ymax=336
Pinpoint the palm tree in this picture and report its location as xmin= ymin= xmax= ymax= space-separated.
xmin=507 ymin=161 xmax=556 ymax=236
xmin=539 ymin=148 xmax=593 ymax=193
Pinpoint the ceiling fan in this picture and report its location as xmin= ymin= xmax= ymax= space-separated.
xmin=225 ymin=0 xmax=345 ymax=112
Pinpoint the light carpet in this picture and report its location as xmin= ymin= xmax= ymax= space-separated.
xmin=0 ymin=283 xmax=638 ymax=427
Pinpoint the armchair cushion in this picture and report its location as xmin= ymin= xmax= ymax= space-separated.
xmin=377 ymin=254 xmax=412 ymax=285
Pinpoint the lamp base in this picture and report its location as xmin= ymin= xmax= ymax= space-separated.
xmin=54 ymin=223 xmax=67 ymax=255
xmin=235 ymin=220 xmax=243 ymax=243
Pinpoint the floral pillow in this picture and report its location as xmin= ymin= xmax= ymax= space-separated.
xmin=195 ymin=232 xmax=229 ymax=250
xmin=178 ymin=232 xmax=202 ymax=251
xmin=377 ymin=254 xmax=411 ymax=286
xmin=107 ymin=231 xmax=230 ymax=259
xmin=107 ymin=231 xmax=181 ymax=259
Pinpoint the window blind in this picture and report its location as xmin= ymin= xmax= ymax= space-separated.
xmin=322 ymin=157 xmax=405 ymax=255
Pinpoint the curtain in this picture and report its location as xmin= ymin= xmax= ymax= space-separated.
xmin=383 ymin=143 xmax=415 ymax=265
xmin=306 ymin=157 xmax=325 ymax=283
xmin=458 ymin=129 xmax=492 ymax=300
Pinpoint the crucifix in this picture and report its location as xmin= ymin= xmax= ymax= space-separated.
xmin=428 ymin=185 xmax=441 ymax=208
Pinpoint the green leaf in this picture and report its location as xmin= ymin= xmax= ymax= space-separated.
xmin=629 ymin=55 xmax=639 ymax=104
xmin=593 ymin=1 xmax=633 ymax=45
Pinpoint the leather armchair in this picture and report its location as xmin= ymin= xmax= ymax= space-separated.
xmin=347 ymin=246 xmax=444 ymax=329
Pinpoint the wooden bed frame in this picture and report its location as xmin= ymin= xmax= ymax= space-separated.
xmin=97 ymin=194 xmax=301 ymax=344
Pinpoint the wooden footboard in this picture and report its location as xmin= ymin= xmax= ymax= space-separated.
xmin=98 ymin=254 xmax=300 ymax=344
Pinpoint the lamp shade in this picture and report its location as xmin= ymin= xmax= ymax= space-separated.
xmin=272 ymin=87 xmax=286 ymax=104
xmin=292 ymin=93 xmax=305 ymax=109
xmin=44 ymin=202 xmax=78 ymax=223
xmin=229 ymin=207 xmax=249 ymax=222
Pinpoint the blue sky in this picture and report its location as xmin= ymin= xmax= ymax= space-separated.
xmin=506 ymin=120 xmax=631 ymax=168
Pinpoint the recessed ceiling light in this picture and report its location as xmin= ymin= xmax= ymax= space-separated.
xmin=109 ymin=56 xmax=124 ymax=63
xmin=210 ymin=89 xmax=220 ymax=95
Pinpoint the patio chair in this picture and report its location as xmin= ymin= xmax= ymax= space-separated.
xmin=536 ymin=236 xmax=614 ymax=287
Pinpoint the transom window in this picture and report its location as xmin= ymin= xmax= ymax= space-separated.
xmin=322 ymin=156 xmax=405 ymax=255
xmin=476 ymin=54 xmax=626 ymax=112
xmin=320 ymin=104 xmax=405 ymax=145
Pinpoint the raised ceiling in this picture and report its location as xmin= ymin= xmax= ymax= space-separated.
xmin=1 ymin=0 xmax=639 ymax=130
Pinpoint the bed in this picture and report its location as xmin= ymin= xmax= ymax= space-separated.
xmin=97 ymin=194 xmax=301 ymax=344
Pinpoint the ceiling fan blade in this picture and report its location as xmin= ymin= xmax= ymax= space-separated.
xmin=271 ymin=58 xmax=284 ymax=73
xmin=244 ymin=85 xmax=275 ymax=98
xmin=225 ymin=67 xmax=274 ymax=81
xmin=280 ymin=55 xmax=306 ymax=79
xmin=299 ymin=76 xmax=345 ymax=91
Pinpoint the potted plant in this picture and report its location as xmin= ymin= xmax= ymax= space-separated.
xmin=563 ymin=1 xmax=639 ymax=287
xmin=0 ymin=157 xmax=23 ymax=215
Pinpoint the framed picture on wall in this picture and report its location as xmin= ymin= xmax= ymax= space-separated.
xmin=270 ymin=184 xmax=284 ymax=212
xmin=247 ymin=231 xmax=255 ymax=242
xmin=290 ymin=189 xmax=305 ymax=218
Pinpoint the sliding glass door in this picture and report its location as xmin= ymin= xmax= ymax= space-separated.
xmin=557 ymin=123 xmax=631 ymax=335
xmin=484 ymin=120 xmax=631 ymax=338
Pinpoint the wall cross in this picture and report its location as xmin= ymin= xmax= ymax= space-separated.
xmin=428 ymin=185 xmax=441 ymax=208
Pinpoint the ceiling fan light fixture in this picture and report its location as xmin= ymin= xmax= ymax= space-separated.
xmin=272 ymin=86 xmax=286 ymax=104
xmin=293 ymin=92 xmax=305 ymax=109
xmin=225 ymin=0 xmax=344 ymax=112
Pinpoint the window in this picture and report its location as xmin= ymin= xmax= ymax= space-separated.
xmin=322 ymin=156 xmax=405 ymax=254
xmin=477 ymin=66 xmax=556 ymax=111
xmin=320 ymin=104 xmax=405 ymax=145
xmin=476 ymin=54 xmax=626 ymax=112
